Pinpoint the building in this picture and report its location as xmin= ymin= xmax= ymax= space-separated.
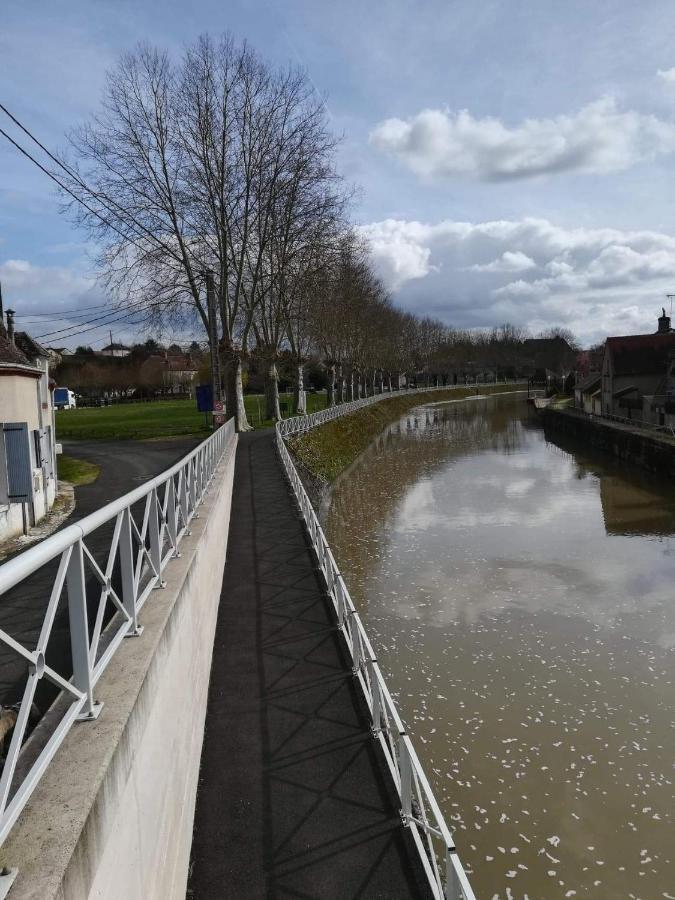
xmin=522 ymin=336 xmax=577 ymax=383
xmin=600 ymin=310 xmax=675 ymax=425
xmin=574 ymin=372 xmax=601 ymax=414
xmin=99 ymin=342 xmax=131 ymax=358
xmin=0 ymin=309 xmax=57 ymax=542
xmin=162 ymin=352 xmax=200 ymax=395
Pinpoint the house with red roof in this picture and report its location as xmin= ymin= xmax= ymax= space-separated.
xmin=601 ymin=310 xmax=675 ymax=426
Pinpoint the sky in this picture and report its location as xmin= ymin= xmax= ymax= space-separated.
xmin=3 ymin=0 xmax=675 ymax=347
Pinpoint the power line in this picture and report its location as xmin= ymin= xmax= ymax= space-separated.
xmin=33 ymin=301 xmax=148 ymax=339
xmin=0 ymin=102 xmax=190 ymax=269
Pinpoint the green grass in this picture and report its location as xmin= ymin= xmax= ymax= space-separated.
xmin=288 ymin=384 xmax=526 ymax=484
xmin=55 ymin=393 xmax=328 ymax=441
xmin=57 ymin=455 xmax=101 ymax=485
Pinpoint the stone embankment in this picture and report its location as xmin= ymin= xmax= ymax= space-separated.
xmin=540 ymin=406 xmax=675 ymax=476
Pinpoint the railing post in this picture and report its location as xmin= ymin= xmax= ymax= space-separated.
xmin=167 ymin=477 xmax=179 ymax=557
xmin=119 ymin=507 xmax=143 ymax=637
xmin=66 ymin=538 xmax=102 ymax=720
xmin=352 ymin=620 xmax=362 ymax=675
xmin=400 ymin=737 xmax=412 ymax=822
xmin=149 ymin=488 xmax=165 ymax=587
xmin=369 ymin=659 xmax=381 ymax=733
xmin=445 ymin=850 xmax=462 ymax=900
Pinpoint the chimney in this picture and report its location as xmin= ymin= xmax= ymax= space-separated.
xmin=6 ymin=308 xmax=15 ymax=344
xmin=658 ymin=307 xmax=672 ymax=334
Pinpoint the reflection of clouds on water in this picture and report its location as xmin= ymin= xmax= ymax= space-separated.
xmin=324 ymin=395 xmax=675 ymax=897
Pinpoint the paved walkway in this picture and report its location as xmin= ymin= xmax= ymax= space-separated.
xmin=188 ymin=431 xmax=429 ymax=899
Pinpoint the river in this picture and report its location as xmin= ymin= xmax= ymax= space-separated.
xmin=322 ymin=392 xmax=675 ymax=900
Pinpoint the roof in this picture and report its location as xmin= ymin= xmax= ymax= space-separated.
xmin=0 ymin=334 xmax=31 ymax=367
xmin=605 ymin=332 xmax=675 ymax=376
xmin=101 ymin=342 xmax=131 ymax=351
xmin=15 ymin=331 xmax=49 ymax=360
xmin=576 ymin=372 xmax=601 ymax=392
xmin=613 ymin=384 xmax=638 ymax=398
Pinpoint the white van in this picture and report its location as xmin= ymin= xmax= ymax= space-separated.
xmin=54 ymin=387 xmax=77 ymax=410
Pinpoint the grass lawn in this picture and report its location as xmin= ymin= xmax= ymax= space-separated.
xmin=55 ymin=393 xmax=328 ymax=441
xmin=57 ymin=455 xmax=101 ymax=484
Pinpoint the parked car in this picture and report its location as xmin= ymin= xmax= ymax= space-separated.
xmin=54 ymin=387 xmax=77 ymax=410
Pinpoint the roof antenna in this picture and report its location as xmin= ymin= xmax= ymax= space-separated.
xmin=668 ymin=294 xmax=675 ymax=317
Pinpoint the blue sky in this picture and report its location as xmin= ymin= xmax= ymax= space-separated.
xmin=3 ymin=0 xmax=675 ymax=346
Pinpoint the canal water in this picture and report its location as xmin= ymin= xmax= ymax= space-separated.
xmin=323 ymin=393 xmax=675 ymax=900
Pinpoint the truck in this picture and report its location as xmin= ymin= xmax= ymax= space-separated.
xmin=54 ymin=387 xmax=77 ymax=410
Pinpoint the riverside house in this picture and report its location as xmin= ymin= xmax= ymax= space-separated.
xmin=600 ymin=310 xmax=675 ymax=426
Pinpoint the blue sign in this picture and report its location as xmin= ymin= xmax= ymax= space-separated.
xmin=195 ymin=384 xmax=213 ymax=413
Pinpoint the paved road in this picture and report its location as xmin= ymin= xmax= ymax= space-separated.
xmin=0 ymin=437 xmax=200 ymax=711
xmin=61 ymin=437 xmax=201 ymax=521
xmin=188 ymin=431 xmax=429 ymax=899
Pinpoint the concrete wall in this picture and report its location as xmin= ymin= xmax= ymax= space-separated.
xmin=0 ymin=374 xmax=41 ymax=429
xmin=540 ymin=407 xmax=675 ymax=477
xmin=1 ymin=432 xmax=238 ymax=900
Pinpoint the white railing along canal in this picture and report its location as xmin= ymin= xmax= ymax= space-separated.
xmin=276 ymin=388 xmax=479 ymax=900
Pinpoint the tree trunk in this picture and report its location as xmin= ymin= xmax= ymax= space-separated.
xmin=349 ymin=370 xmax=355 ymax=401
xmin=339 ymin=368 xmax=346 ymax=403
xmin=264 ymin=360 xmax=282 ymax=421
xmin=225 ymin=352 xmax=252 ymax=433
xmin=327 ymin=363 xmax=337 ymax=407
xmin=295 ymin=362 xmax=307 ymax=415
xmin=387 ymin=373 xmax=392 ymax=392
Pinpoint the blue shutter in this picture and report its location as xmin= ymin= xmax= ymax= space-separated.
xmin=3 ymin=422 xmax=33 ymax=501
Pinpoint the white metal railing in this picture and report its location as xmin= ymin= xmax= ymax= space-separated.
xmin=279 ymin=381 xmax=522 ymax=438
xmin=275 ymin=396 xmax=477 ymax=900
xmin=573 ymin=406 xmax=675 ymax=438
xmin=0 ymin=419 xmax=235 ymax=848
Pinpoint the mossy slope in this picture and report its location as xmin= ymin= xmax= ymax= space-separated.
xmin=288 ymin=384 xmax=524 ymax=484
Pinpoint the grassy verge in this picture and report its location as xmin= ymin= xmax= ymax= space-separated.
xmin=55 ymin=392 xmax=328 ymax=441
xmin=288 ymin=384 xmax=526 ymax=484
xmin=57 ymin=455 xmax=101 ymax=485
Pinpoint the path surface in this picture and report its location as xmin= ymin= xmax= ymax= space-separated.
xmin=188 ymin=431 xmax=429 ymax=899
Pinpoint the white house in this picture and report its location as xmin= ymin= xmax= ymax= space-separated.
xmin=0 ymin=309 xmax=57 ymax=543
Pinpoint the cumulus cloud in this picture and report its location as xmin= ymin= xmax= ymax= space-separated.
xmin=0 ymin=258 xmax=97 ymax=313
xmin=369 ymin=97 xmax=675 ymax=181
xmin=358 ymin=217 xmax=675 ymax=343
xmin=658 ymin=67 xmax=675 ymax=83
xmin=469 ymin=251 xmax=536 ymax=273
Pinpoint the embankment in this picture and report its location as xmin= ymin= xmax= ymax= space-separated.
xmin=540 ymin=407 xmax=675 ymax=476
xmin=288 ymin=384 xmax=526 ymax=501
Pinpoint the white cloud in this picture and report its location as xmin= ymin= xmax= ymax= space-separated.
xmin=369 ymin=97 xmax=675 ymax=181
xmin=470 ymin=251 xmax=536 ymax=273
xmin=359 ymin=217 xmax=675 ymax=343
xmin=657 ymin=67 xmax=675 ymax=83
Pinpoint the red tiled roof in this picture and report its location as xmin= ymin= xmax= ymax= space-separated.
xmin=606 ymin=332 xmax=675 ymax=376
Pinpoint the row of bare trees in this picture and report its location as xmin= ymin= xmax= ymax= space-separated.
xmin=63 ymin=33 xmax=576 ymax=430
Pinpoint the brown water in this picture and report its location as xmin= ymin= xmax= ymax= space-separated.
xmin=323 ymin=394 xmax=675 ymax=900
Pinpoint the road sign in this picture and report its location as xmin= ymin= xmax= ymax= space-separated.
xmin=213 ymin=400 xmax=225 ymax=426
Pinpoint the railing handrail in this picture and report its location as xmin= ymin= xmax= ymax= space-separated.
xmin=275 ymin=389 xmax=482 ymax=900
xmin=280 ymin=381 xmax=525 ymax=438
xmin=0 ymin=424 xmax=234 ymax=596
xmin=0 ymin=418 xmax=236 ymax=850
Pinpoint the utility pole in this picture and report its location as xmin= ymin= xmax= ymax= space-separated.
xmin=205 ymin=270 xmax=221 ymax=411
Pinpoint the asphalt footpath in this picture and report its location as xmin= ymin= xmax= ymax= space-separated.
xmin=188 ymin=431 xmax=430 ymax=900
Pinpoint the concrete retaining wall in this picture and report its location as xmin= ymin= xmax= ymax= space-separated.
xmin=541 ymin=407 xmax=675 ymax=476
xmin=1 ymin=433 xmax=238 ymax=900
